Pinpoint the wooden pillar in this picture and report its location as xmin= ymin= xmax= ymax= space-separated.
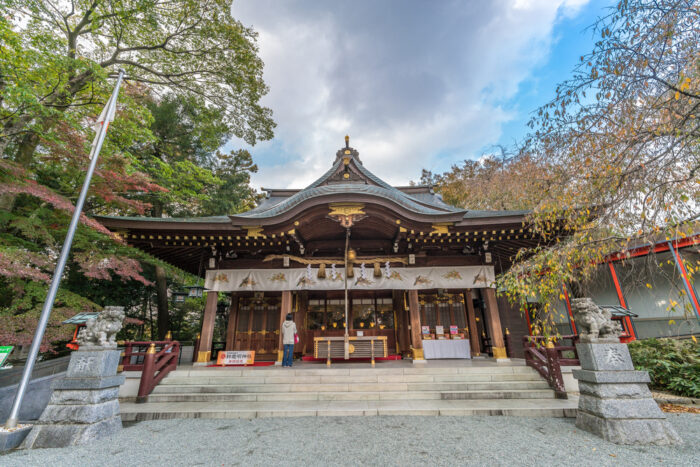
xmin=277 ymin=290 xmax=292 ymax=363
xmin=225 ymin=293 xmax=239 ymax=351
xmin=464 ymin=289 xmax=481 ymax=356
xmin=482 ymin=288 xmax=508 ymax=360
xmin=295 ymin=291 xmax=308 ymax=354
xmin=407 ymin=290 xmax=424 ymax=360
xmin=393 ymin=290 xmax=409 ymax=354
xmin=196 ymin=291 xmax=218 ymax=363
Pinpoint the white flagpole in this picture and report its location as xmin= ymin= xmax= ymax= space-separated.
xmin=4 ymin=70 xmax=125 ymax=429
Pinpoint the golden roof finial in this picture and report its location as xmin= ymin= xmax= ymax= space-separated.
xmin=345 ymin=134 xmax=349 ymax=148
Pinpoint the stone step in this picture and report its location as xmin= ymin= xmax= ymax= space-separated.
xmin=159 ymin=372 xmax=543 ymax=386
xmin=142 ymin=388 xmax=556 ymax=403
xmin=120 ymin=398 xmax=579 ymax=421
xmin=152 ymin=380 xmax=550 ymax=394
xmin=167 ymin=366 xmax=538 ymax=378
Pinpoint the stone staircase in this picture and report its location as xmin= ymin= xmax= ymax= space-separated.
xmin=120 ymin=363 xmax=578 ymax=420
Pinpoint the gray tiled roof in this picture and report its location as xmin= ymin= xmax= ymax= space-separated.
xmin=236 ymin=154 xmax=465 ymax=219
xmin=235 ymin=183 xmax=461 ymax=219
xmin=96 ymin=215 xmax=232 ymax=223
xmin=463 ymin=209 xmax=531 ymax=218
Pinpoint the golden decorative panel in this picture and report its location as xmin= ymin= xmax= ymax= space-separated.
xmin=430 ymin=223 xmax=452 ymax=235
xmin=328 ymin=203 xmax=365 ymax=217
xmin=244 ymin=226 xmax=264 ymax=238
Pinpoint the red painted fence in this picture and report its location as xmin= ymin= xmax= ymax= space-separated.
xmin=120 ymin=340 xmax=180 ymax=402
xmin=522 ymin=335 xmax=580 ymax=399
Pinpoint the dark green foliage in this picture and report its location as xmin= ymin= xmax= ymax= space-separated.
xmin=1 ymin=3 xmax=274 ymax=353
xmin=628 ymin=338 xmax=700 ymax=398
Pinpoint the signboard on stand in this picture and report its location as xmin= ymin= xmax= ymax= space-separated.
xmin=216 ymin=350 xmax=255 ymax=366
xmin=0 ymin=345 xmax=14 ymax=368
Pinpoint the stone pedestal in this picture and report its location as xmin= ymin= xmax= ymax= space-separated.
xmin=573 ymin=342 xmax=681 ymax=445
xmin=22 ymin=349 xmax=125 ymax=448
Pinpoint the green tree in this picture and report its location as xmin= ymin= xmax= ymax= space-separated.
xmin=147 ymin=94 xmax=230 ymax=166
xmin=1 ymin=0 xmax=274 ymax=164
xmin=0 ymin=2 xmax=275 ymax=349
xmin=202 ymin=149 xmax=261 ymax=216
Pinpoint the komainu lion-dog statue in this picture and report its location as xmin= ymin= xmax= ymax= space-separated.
xmin=77 ymin=306 xmax=125 ymax=349
xmin=571 ymin=297 xmax=621 ymax=342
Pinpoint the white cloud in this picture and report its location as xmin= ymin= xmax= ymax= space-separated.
xmin=229 ymin=0 xmax=590 ymax=188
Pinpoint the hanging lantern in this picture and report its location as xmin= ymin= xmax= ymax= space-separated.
xmin=184 ymin=284 xmax=206 ymax=298
xmin=171 ymin=291 xmax=188 ymax=303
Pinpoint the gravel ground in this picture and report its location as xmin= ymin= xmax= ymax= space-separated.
xmin=2 ymin=414 xmax=698 ymax=466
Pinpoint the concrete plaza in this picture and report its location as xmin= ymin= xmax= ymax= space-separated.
xmin=1 ymin=414 xmax=697 ymax=466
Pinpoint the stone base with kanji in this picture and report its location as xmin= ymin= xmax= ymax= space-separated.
xmin=22 ymin=349 xmax=124 ymax=449
xmin=573 ymin=342 xmax=681 ymax=445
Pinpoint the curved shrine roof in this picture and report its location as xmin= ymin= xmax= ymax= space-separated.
xmin=230 ymin=144 xmax=468 ymax=225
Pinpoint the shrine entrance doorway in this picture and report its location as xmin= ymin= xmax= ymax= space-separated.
xmin=230 ymin=295 xmax=281 ymax=361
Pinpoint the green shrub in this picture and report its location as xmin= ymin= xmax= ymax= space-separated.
xmin=627 ymin=338 xmax=700 ymax=398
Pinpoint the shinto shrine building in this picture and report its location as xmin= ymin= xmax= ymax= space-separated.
xmin=100 ymin=137 xmax=548 ymax=364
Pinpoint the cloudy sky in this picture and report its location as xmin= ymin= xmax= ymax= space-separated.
xmin=229 ymin=0 xmax=611 ymax=189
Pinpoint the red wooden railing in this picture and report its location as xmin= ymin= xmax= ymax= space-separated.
xmin=120 ymin=340 xmax=180 ymax=402
xmin=522 ymin=335 xmax=579 ymax=399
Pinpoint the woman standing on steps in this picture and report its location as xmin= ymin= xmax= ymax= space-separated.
xmin=281 ymin=313 xmax=297 ymax=367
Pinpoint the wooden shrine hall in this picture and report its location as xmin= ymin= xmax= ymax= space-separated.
xmin=99 ymin=137 xmax=542 ymax=364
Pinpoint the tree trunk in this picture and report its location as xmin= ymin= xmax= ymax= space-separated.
xmin=15 ymin=131 xmax=40 ymax=168
xmin=155 ymin=265 xmax=170 ymax=340
xmin=139 ymin=291 xmax=149 ymax=340
xmin=148 ymin=295 xmax=154 ymax=340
